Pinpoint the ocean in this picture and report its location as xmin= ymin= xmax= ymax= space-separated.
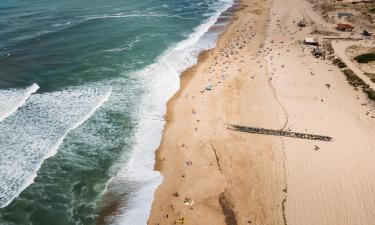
xmin=0 ymin=0 xmax=233 ymax=224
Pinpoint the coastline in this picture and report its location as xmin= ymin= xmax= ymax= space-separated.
xmin=149 ymin=0 xmax=287 ymax=224
xmin=98 ymin=1 xmax=236 ymax=224
xmin=149 ymin=0 xmax=375 ymax=223
xmin=1 ymin=0 xmax=375 ymax=223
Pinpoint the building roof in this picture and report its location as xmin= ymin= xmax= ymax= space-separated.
xmin=337 ymin=13 xmax=353 ymax=19
xmin=304 ymin=38 xmax=317 ymax=43
xmin=337 ymin=23 xmax=354 ymax=29
xmin=314 ymin=47 xmax=324 ymax=54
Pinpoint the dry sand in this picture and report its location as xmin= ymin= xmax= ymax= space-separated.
xmin=148 ymin=0 xmax=375 ymax=224
xmin=267 ymin=0 xmax=375 ymax=224
xmin=332 ymin=40 xmax=375 ymax=90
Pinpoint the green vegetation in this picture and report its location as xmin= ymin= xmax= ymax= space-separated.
xmin=342 ymin=69 xmax=375 ymax=101
xmin=364 ymin=87 xmax=375 ymax=101
xmin=364 ymin=73 xmax=375 ymax=84
xmin=354 ymin=53 xmax=375 ymax=63
xmin=332 ymin=57 xmax=347 ymax=68
xmin=369 ymin=8 xmax=375 ymax=13
xmin=343 ymin=69 xmax=365 ymax=87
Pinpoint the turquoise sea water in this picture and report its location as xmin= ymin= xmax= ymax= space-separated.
xmin=0 ymin=0 xmax=232 ymax=224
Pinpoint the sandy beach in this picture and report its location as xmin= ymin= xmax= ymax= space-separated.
xmin=148 ymin=0 xmax=375 ymax=224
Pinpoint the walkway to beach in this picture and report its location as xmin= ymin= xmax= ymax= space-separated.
xmin=332 ymin=40 xmax=375 ymax=91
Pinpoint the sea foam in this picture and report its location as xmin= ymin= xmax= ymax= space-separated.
xmin=104 ymin=0 xmax=233 ymax=224
xmin=0 ymin=83 xmax=39 ymax=122
xmin=0 ymin=87 xmax=111 ymax=208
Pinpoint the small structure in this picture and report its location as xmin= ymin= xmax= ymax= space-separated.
xmin=363 ymin=29 xmax=373 ymax=36
xmin=337 ymin=23 xmax=354 ymax=32
xmin=229 ymin=124 xmax=333 ymax=142
xmin=304 ymin=37 xmax=318 ymax=46
xmin=313 ymin=47 xmax=324 ymax=56
xmin=337 ymin=12 xmax=353 ymax=19
xmin=298 ymin=20 xmax=306 ymax=27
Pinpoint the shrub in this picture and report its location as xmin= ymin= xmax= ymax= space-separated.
xmin=364 ymin=73 xmax=375 ymax=83
xmin=363 ymin=86 xmax=375 ymax=101
xmin=342 ymin=69 xmax=365 ymax=87
xmin=333 ymin=58 xmax=347 ymax=68
xmin=342 ymin=69 xmax=375 ymax=101
xmin=354 ymin=53 xmax=375 ymax=64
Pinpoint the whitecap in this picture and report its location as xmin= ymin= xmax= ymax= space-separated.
xmin=0 ymin=87 xmax=111 ymax=208
xmin=102 ymin=0 xmax=234 ymax=224
xmin=0 ymin=83 xmax=39 ymax=122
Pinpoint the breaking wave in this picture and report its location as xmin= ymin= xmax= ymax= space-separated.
xmin=101 ymin=0 xmax=233 ymax=224
xmin=0 ymin=83 xmax=39 ymax=122
xmin=0 ymin=87 xmax=111 ymax=208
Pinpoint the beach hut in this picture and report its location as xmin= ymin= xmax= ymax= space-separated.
xmin=337 ymin=12 xmax=353 ymax=19
xmin=313 ymin=47 xmax=324 ymax=56
xmin=304 ymin=38 xmax=318 ymax=46
xmin=298 ymin=20 xmax=306 ymax=27
xmin=363 ymin=29 xmax=373 ymax=36
xmin=336 ymin=23 xmax=354 ymax=32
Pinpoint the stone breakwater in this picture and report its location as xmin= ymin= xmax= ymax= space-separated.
xmin=229 ymin=125 xmax=333 ymax=142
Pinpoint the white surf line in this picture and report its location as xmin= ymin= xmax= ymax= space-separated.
xmin=0 ymin=83 xmax=40 ymax=122
xmin=0 ymin=88 xmax=112 ymax=208
xmin=108 ymin=1 xmax=235 ymax=224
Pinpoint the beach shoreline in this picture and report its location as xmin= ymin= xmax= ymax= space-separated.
xmin=149 ymin=0 xmax=287 ymax=224
xmin=148 ymin=0 xmax=375 ymax=223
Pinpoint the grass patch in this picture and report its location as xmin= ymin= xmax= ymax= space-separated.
xmin=364 ymin=73 xmax=375 ymax=83
xmin=343 ymin=69 xmax=365 ymax=87
xmin=342 ymin=69 xmax=375 ymax=101
xmin=364 ymin=87 xmax=375 ymax=101
xmin=333 ymin=58 xmax=347 ymax=68
xmin=354 ymin=53 xmax=375 ymax=63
